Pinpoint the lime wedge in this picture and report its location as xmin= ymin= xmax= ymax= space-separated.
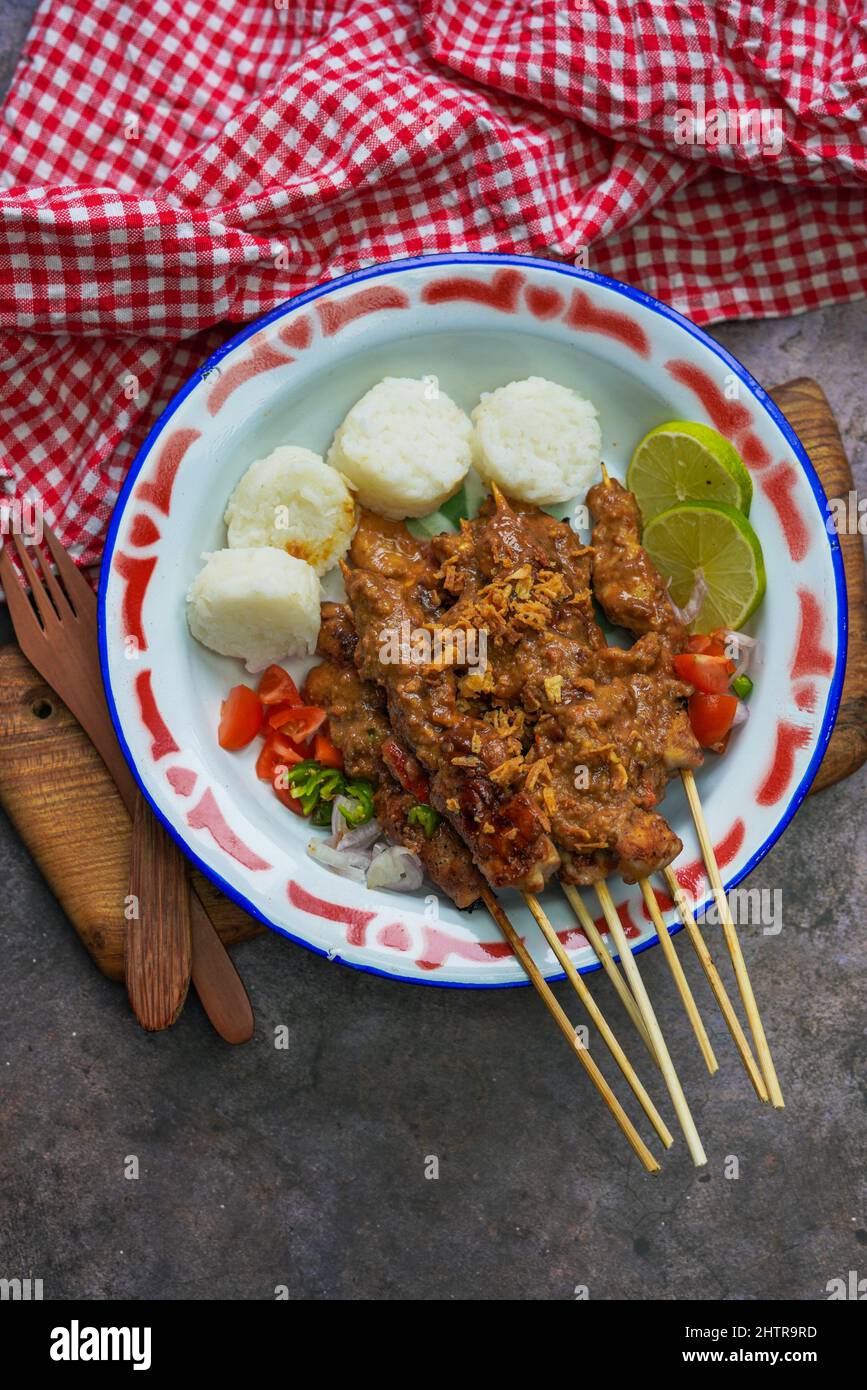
xmin=643 ymin=500 xmax=766 ymax=632
xmin=627 ymin=421 xmax=752 ymax=522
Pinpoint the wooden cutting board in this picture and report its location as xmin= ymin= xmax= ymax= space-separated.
xmin=0 ymin=377 xmax=864 ymax=980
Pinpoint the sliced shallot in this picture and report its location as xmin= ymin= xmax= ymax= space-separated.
xmin=329 ymin=797 xmax=380 ymax=850
xmin=366 ymin=844 xmax=424 ymax=893
xmin=724 ymin=628 xmax=760 ymax=679
xmin=669 ymin=571 xmax=708 ymax=625
xmin=307 ymin=838 xmax=368 ymax=883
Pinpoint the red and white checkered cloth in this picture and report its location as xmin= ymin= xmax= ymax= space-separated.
xmin=2 ymin=0 xmax=866 ymax=565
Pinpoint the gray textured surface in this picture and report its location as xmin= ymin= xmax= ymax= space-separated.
xmin=0 ymin=4 xmax=865 ymax=1301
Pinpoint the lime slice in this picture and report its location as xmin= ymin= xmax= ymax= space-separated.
xmin=643 ymin=500 xmax=766 ymax=632
xmin=628 ymin=421 xmax=752 ymax=522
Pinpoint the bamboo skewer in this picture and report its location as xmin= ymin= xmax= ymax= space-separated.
xmin=640 ymin=879 xmax=718 ymax=1075
xmin=681 ymin=770 xmax=784 ymax=1109
xmin=523 ymin=892 xmax=673 ymax=1149
xmin=663 ymin=866 xmax=769 ymax=1103
xmin=481 ymin=888 xmax=660 ymax=1173
xmin=594 ymin=881 xmax=707 ymax=1167
xmin=559 ymin=880 xmax=656 ymax=1059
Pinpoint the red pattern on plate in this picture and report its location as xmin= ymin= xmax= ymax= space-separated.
xmin=416 ymin=924 xmax=514 ymax=971
xmin=641 ymin=886 xmax=675 ymax=922
xmin=739 ymin=430 xmax=771 ymax=470
xmin=114 ymin=553 xmax=156 ymax=651
xmin=377 ymin=921 xmax=412 ymax=951
xmin=756 ymin=721 xmax=813 ymax=805
xmin=286 ymin=881 xmax=513 ymax=970
xmin=166 ymin=766 xmax=197 ymax=797
xmin=420 ymin=268 xmax=524 ymax=312
xmin=794 ymin=683 xmax=818 ymax=712
xmin=564 ymin=288 xmax=650 ymax=357
xmin=524 ymin=284 xmax=564 ymax=319
xmin=278 ymin=314 xmax=313 ymax=351
xmin=665 ymin=360 xmax=753 ymax=437
xmin=135 ymin=668 xmax=179 ymax=761
xmin=791 ymin=589 xmax=835 ymax=678
xmin=128 ymin=513 xmax=161 ymax=548
xmin=761 ymin=463 xmax=810 ymax=561
xmin=287 ymin=880 xmax=376 ymax=945
xmin=206 ymin=335 xmax=292 ymax=415
xmin=674 ymin=818 xmax=745 ymax=896
xmin=555 ymin=925 xmax=589 ymax=951
xmin=188 ymin=788 xmax=271 ymax=870
xmin=664 ymin=360 xmax=774 ymax=470
xmin=134 ymin=427 xmax=201 ymax=514
xmin=316 ymin=284 xmax=410 ymax=336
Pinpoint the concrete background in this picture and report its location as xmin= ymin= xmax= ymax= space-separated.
xmin=1 ymin=3 xmax=864 ymax=1301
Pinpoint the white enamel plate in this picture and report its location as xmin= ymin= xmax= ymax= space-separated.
xmin=99 ymin=255 xmax=846 ymax=987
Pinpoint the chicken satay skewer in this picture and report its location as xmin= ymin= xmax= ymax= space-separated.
xmin=482 ymin=888 xmax=660 ymax=1173
xmin=335 ymin=528 xmax=669 ymax=1164
xmin=662 ymin=866 xmax=769 ymax=1103
xmin=594 ymin=881 xmax=708 ymax=1167
xmin=343 ymin=524 xmax=560 ymax=897
xmin=523 ymin=892 xmax=673 ymax=1148
xmin=443 ymin=486 xmax=718 ymax=1064
xmin=588 ymin=468 xmax=783 ymax=1108
xmin=307 ymin=636 xmax=663 ymax=1168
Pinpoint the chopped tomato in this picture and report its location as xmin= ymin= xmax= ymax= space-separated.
xmin=688 ymin=692 xmax=738 ymax=750
xmin=383 ymin=737 xmax=430 ymax=801
xmin=218 ymin=684 xmax=263 ymax=751
xmin=673 ymin=651 xmax=736 ymax=694
xmin=267 ymin=704 xmax=327 ymax=741
xmin=686 ymin=633 xmax=728 ymax=659
xmin=255 ymin=731 xmax=304 ymax=782
xmin=257 ymin=665 xmax=301 ymax=707
xmin=314 ymin=729 xmax=344 ymax=770
xmin=270 ymin=729 xmax=307 ymax=759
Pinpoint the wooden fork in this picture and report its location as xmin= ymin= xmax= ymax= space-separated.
xmin=3 ymin=526 xmax=190 ymax=1028
xmin=1 ymin=525 xmax=254 ymax=1041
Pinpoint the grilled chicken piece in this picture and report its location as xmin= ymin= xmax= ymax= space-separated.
xmin=373 ymin=780 xmax=483 ymax=910
xmin=304 ymin=638 xmax=390 ymax=788
xmin=586 ymin=476 xmax=703 ymax=780
xmin=586 ymin=475 xmax=688 ymax=649
xmin=436 ymin=488 xmax=689 ymax=882
xmin=593 ymin=635 xmax=703 ymax=783
xmin=315 ymin=599 xmax=363 ymax=667
xmin=304 ymin=603 xmax=483 ymax=909
xmin=346 ymin=511 xmax=560 ymax=894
